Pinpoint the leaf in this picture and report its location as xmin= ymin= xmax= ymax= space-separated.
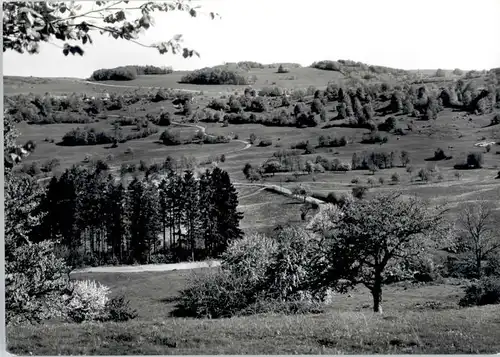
xmin=173 ymin=34 xmax=183 ymax=42
xmin=189 ymin=8 xmax=196 ymax=17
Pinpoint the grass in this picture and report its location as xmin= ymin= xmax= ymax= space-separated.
xmin=7 ymin=268 xmax=500 ymax=354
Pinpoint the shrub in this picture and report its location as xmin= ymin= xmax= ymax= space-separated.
xmin=434 ymin=148 xmax=448 ymax=160
xmin=207 ymin=98 xmax=229 ymax=111
xmin=418 ymin=168 xmax=433 ymax=181
xmin=361 ymin=131 xmax=388 ymax=144
xmin=102 ymin=295 xmax=138 ymax=322
xmin=277 ymin=64 xmax=290 ymax=74
xmin=254 ymin=138 xmax=272 ymax=147
xmin=491 ymin=113 xmax=500 ymax=126
xmin=352 ymin=185 xmax=369 ymax=199
xmin=458 ymin=277 xmax=500 ymax=307
xmin=160 ymin=129 xmax=182 ymax=145
xmin=455 ymin=152 xmax=484 ymax=169
xmin=158 ymin=112 xmax=172 ymax=126
xmin=64 ymin=280 xmax=110 ymax=323
xmin=391 ymin=172 xmax=400 ymax=183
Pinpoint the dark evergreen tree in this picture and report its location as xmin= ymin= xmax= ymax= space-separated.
xmin=182 ymin=170 xmax=202 ymax=261
xmin=209 ymin=167 xmax=243 ymax=256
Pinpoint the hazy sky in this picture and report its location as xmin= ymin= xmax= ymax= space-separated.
xmin=3 ymin=0 xmax=500 ymax=78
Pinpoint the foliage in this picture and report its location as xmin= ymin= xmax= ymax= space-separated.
xmin=5 ymin=239 xmax=71 ymax=325
xmin=90 ymin=65 xmax=172 ymax=81
xmin=351 ymin=151 xmax=396 ymax=170
xmin=160 ymin=129 xmax=182 ymax=145
xmin=361 ymin=131 xmax=388 ymax=144
xmin=175 ymin=227 xmax=327 ymax=318
xmin=180 ymin=66 xmax=253 ymax=85
xmin=3 ymin=1 xmax=216 ymax=57
xmin=308 ymin=192 xmax=448 ymax=312
xmin=102 ymin=295 xmax=138 ymax=322
xmin=64 ymin=280 xmax=110 ymax=323
xmin=459 ymin=277 xmax=500 ymax=307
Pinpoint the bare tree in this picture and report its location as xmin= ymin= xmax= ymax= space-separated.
xmin=456 ymin=201 xmax=500 ymax=278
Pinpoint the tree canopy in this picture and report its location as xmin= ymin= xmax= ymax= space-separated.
xmin=3 ymin=1 xmax=219 ymax=57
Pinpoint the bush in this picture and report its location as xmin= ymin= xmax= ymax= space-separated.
xmin=64 ymin=280 xmax=110 ymax=323
xmin=361 ymin=131 xmax=388 ymax=144
xmin=391 ymin=172 xmax=400 ymax=183
xmin=454 ymin=152 xmax=484 ymax=169
xmin=277 ymin=64 xmax=290 ymax=74
xmin=258 ymin=139 xmax=273 ymax=147
xmin=458 ymin=277 xmax=500 ymax=307
xmin=174 ymin=267 xmax=262 ymax=318
xmin=174 ymin=229 xmax=326 ymax=318
xmin=433 ymin=148 xmax=448 ymax=160
xmin=102 ymin=295 xmax=138 ymax=322
xmin=352 ymin=185 xmax=369 ymax=199
xmin=491 ymin=113 xmax=500 ymax=126
xmin=160 ymin=129 xmax=182 ymax=145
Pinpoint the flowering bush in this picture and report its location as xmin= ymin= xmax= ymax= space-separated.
xmin=64 ymin=280 xmax=110 ymax=323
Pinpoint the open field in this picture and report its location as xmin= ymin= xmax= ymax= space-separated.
xmin=7 ymin=268 xmax=500 ymax=354
xmin=4 ymin=67 xmax=347 ymax=96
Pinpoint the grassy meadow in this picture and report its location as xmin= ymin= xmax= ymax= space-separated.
xmin=7 ymin=268 xmax=500 ymax=354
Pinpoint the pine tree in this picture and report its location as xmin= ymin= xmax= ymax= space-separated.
xmin=198 ymin=169 xmax=215 ymax=257
xmin=106 ymin=182 xmax=128 ymax=263
xmin=182 ymin=170 xmax=202 ymax=261
xmin=127 ymin=178 xmax=148 ymax=264
xmin=209 ymin=167 xmax=244 ymax=256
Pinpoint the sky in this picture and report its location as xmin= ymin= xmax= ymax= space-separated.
xmin=3 ymin=0 xmax=500 ymax=78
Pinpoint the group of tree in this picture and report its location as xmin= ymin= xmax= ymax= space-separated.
xmin=159 ymin=128 xmax=230 ymax=146
xmin=90 ymin=65 xmax=173 ymax=81
xmin=61 ymin=124 xmax=158 ymax=146
xmin=180 ymin=66 xmax=254 ymax=85
xmin=35 ymin=163 xmax=243 ymax=266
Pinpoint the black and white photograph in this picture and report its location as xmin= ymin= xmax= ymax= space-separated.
xmin=3 ymin=0 xmax=500 ymax=354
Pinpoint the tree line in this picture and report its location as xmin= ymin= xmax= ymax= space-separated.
xmin=34 ymin=164 xmax=243 ymax=266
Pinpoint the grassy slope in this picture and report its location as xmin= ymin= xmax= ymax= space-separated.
xmin=7 ymin=269 xmax=500 ymax=354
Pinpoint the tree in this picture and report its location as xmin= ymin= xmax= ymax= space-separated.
xmin=4 ymin=121 xmax=72 ymax=325
xmin=249 ymin=133 xmax=257 ymax=144
xmin=182 ymin=170 xmax=202 ymax=261
xmin=207 ymin=168 xmax=244 ymax=256
xmin=455 ymin=201 xmax=500 ymax=278
xmin=400 ymin=150 xmax=410 ymax=167
xmin=3 ymin=1 xmax=218 ymax=58
xmin=311 ymin=192 xmax=448 ymax=313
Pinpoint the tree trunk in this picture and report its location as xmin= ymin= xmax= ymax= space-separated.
xmin=476 ymin=255 xmax=482 ymax=278
xmin=371 ymin=276 xmax=383 ymax=314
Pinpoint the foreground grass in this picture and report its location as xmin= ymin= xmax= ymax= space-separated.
xmin=7 ymin=271 xmax=500 ymax=354
xmin=8 ymin=305 xmax=500 ymax=354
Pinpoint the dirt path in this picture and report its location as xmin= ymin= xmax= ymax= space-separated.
xmin=71 ymin=260 xmax=221 ymax=274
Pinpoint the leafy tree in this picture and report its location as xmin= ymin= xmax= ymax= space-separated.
xmin=310 ymin=98 xmax=323 ymax=115
xmin=400 ymin=150 xmax=410 ymax=167
xmin=4 ymin=121 xmax=72 ymax=325
xmin=160 ymin=129 xmax=182 ymax=145
xmin=310 ymin=192 xmax=448 ymax=313
xmin=455 ymin=201 xmax=500 ymax=278
xmin=3 ymin=1 xmax=218 ymax=57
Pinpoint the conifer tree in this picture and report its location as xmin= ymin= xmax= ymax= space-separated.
xmin=182 ymin=170 xmax=202 ymax=260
